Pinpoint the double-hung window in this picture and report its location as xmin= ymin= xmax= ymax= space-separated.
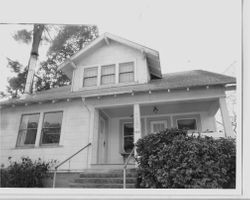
xmin=177 ymin=118 xmax=197 ymax=130
xmin=16 ymin=113 xmax=40 ymax=147
xmin=123 ymin=123 xmax=134 ymax=153
xmin=119 ymin=62 xmax=134 ymax=83
xmin=83 ymin=67 xmax=98 ymax=87
xmin=150 ymin=121 xmax=167 ymax=133
xmin=101 ymin=64 xmax=116 ymax=85
xmin=40 ymin=111 xmax=63 ymax=145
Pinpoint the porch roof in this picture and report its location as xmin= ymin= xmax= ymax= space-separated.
xmin=0 ymin=70 xmax=236 ymax=106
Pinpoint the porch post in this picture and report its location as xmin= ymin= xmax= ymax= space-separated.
xmin=219 ymin=97 xmax=234 ymax=137
xmin=88 ymin=106 xmax=99 ymax=167
xmin=133 ymin=103 xmax=142 ymax=153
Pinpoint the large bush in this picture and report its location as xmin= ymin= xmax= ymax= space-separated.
xmin=136 ymin=129 xmax=236 ymax=188
xmin=0 ymin=157 xmax=55 ymax=187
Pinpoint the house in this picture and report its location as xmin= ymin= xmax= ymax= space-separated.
xmin=0 ymin=33 xmax=236 ymax=184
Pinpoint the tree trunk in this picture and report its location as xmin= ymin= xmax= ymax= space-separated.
xmin=24 ymin=24 xmax=44 ymax=95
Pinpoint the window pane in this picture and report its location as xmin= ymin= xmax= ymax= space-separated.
xmin=41 ymin=112 xmax=63 ymax=145
xmin=41 ymin=129 xmax=61 ymax=144
xmin=119 ymin=62 xmax=134 ymax=73
xmin=24 ymin=129 xmax=37 ymax=144
xmin=101 ymin=74 xmax=115 ymax=85
xmin=83 ymin=77 xmax=97 ymax=87
xmin=17 ymin=113 xmax=39 ymax=146
xmin=101 ymin=65 xmax=115 ymax=75
xmin=20 ymin=114 xmax=39 ymax=130
xmin=119 ymin=72 xmax=134 ymax=83
xmin=177 ymin=119 xmax=197 ymax=130
xmin=124 ymin=136 xmax=134 ymax=153
xmin=153 ymin=123 xmax=165 ymax=133
xmin=84 ymin=67 xmax=98 ymax=78
xmin=43 ymin=112 xmax=63 ymax=128
xmin=17 ymin=130 xmax=27 ymax=146
xmin=124 ymin=123 xmax=134 ymax=136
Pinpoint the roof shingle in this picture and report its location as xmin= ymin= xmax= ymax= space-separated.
xmin=0 ymin=70 xmax=236 ymax=106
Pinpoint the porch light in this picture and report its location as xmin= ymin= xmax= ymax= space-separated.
xmin=66 ymin=98 xmax=70 ymax=102
xmin=167 ymin=89 xmax=170 ymax=92
xmin=38 ymin=102 xmax=42 ymax=105
xmin=206 ymin=85 xmax=209 ymax=89
xmin=148 ymin=90 xmax=152 ymax=94
xmin=153 ymin=106 xmax=159 ymax=114
xmin=52 ymin=100 xmax=56 ymax=104
xmin=25 ymin=103 xmax=28 ymax=106
xmin=187 ymin=88 xmax=190 ymax=91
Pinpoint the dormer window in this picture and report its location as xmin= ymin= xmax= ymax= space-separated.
xmin=101 ymin=64 xmax=116 ymax=85
xmin=83 ymin=67 xmax=98 ymax=87
xmin=119 ymin=62 xmax=134 ymax=83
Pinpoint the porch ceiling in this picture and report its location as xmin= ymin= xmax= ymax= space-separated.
xmin=101 ymin=99 xmax=219 ymax=118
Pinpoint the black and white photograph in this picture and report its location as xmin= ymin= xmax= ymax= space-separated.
xmin=0 ymin=0 xmax=249 ymax=199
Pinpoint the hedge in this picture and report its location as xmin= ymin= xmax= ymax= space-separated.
xmin=135 ymin=128 xmax=236 ymax=188
xmin=0 ymin=157 xmax=56 ymax=187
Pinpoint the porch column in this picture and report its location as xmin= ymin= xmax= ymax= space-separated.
xmin=219 ymin=97 xmax=234 ymax=137
xmin=133 ymin=103 xmax=142 ymax=152
xmin=88 ymin=106 xmax=99 ymax=167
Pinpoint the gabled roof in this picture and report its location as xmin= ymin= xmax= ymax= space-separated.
xmin=0 ymin=70 xmax=236 ymax=107
xmin=58 ymin=32 xmax=162 ymax=78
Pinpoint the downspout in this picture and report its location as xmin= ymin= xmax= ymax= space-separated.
xmin=81 ymin=97 xmax=91 ymax=168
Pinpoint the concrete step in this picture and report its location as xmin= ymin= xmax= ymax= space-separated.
xmin=74 ymin=177 xmax=136 ymax=184
xmin=69 ymin=183 xmax=136 ymax=188
xmin=70 ymin=168 xmax=137 ymax=188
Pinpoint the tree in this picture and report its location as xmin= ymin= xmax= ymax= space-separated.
xmin=3 ymin=24 xmax=98 ymax=98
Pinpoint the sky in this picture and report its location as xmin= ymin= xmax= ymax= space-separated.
xmin=0 ymin=0 xmax=241 ymax=92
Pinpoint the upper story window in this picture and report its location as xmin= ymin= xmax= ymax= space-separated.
xmin=119 ymin=62 xmax=134 ymax=83
xmin=40 ymin=111 xmax=63 ymax=145
xmin=82 ymin=61 xmax=135 ymax=88
xmin=83 ymin=67 xmax=98 ymax=87
xmin=177 ymin=118 xmax=197 ymax=130
xmin=16 ymin=113 xmax=40 ymax=147
xmin=101 ymin=64 xmax=116 ymax=85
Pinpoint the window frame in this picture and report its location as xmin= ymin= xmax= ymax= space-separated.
xmin=83 ymin=66 xmax=98 ymax=87
xmin=150 ymin=120 xmax=168 ymax=133
xmin=40 ymin=111 xmax=63 ymax=146
xmin=118 ymin=61 xmax=135 ymax=83
xmin=100 ymin=64 xmax=116 ymax=85
xmin=176 ymin=118 xmax=198 ymax=131
xmin=16 ymin=113 xmax=40 ymax=148
xmin=81 ymin=60 xmax=136 ymax=89
xmin=121 ymin=122 xmax=134 ymax=154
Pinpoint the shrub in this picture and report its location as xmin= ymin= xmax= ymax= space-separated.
xmin=0 ymin=157 xmax=56 ymax=187
xmin=136 ymin=128 xmax=236 ymax=188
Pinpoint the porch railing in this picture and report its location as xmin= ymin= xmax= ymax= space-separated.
xmin=123 ymin=146 xmax=135 ymax=189
xmin=52 ymin=142 xmax=91 ymax=188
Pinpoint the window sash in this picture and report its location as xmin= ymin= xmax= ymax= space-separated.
xmin=101 ymin=65 xmax=116 ymax=85
xmin=41 ymin=112 xmax=63 ymax=145
xmin=16 ymin=113 xmax=39 ymax=147
xmin=123 ymin=123 xmax=134 ymax=153
xmin=177 ymin=118 xmax=197 ymax=130
xmin=83 ymin=67 xmax=98 ymax=87
xmin=119 ymin=62 xmax=134 ymax=83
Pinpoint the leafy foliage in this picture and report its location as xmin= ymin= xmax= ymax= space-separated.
xmin=136 ymin=128 xmax=236 ymax=188
xmin=3 ymin=24 xmax=99 ymax=97
xmin=0 ymin=157 xmax=56 ymax=187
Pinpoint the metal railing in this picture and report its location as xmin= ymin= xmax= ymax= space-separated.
xmin=123 ymin=146 xmax=135 ymax=189
xmin=52 ymin=142 xmax=91 ymax=188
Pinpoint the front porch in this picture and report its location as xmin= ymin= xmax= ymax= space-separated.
xmin=88 ymin=97 xmax=234 ymax=167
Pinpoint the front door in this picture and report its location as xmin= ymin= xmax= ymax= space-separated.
xmin=98 ymin=117 xmax=106 ymax=163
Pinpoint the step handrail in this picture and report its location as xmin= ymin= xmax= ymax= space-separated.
xmin=123 ymin=146 xmax=135 ymax=189
xmin=52 ymin=142 xmax=91 ymax=188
